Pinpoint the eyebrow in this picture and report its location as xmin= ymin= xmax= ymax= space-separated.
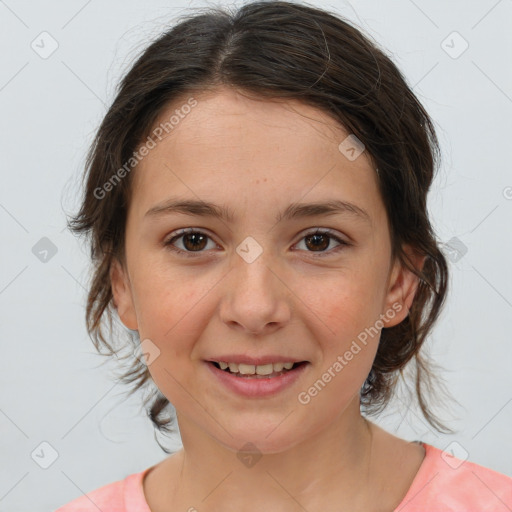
xmin=144 ymin=197 xmax=372 ymax=225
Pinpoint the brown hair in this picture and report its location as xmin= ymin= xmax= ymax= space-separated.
xmin=67 ymin=0 xmax=455 ymax=452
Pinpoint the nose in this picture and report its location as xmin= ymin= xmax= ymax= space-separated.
xmin=218 ymin=249 xmax=292 ymax=336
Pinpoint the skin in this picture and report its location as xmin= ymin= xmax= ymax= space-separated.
xmin=110 ymin=86 xmax=427 ymax=512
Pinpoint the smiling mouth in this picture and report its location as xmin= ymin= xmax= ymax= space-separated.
xmin=209 ymin=361 xmax=307 ymax=378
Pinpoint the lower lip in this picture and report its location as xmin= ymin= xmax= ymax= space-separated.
xmin=205 ymin=361 xmax=309 ymax=398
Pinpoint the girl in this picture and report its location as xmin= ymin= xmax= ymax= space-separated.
xmin=58 ymin=1 xmax=512 ymax=510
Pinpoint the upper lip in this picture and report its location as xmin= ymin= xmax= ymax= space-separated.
xmin=206 ymin=355 xmax=307 ymax=366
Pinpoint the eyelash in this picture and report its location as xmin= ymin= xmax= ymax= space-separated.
xmin=163 ymin=228 xmax=350 ymax=258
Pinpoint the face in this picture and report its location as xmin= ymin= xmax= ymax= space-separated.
xmin=110 ymin=87 xmax=423 ymax=454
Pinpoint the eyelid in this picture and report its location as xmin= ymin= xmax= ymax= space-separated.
xmin=163 ymin=227 xmax=351 ymax=257
xmin=164 ymin=227 xmax=220 ymax=254
xmin=293 ymin=228 xmax=350 ymax=256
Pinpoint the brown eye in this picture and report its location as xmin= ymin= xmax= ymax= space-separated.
xmin=295 ymin=229 xmax=349 ymax=257
xmin=181 ymin=232 xmax=208 ymax=251
xmin=304 ymin=233 xmax=330 ymax=251
xmin=164 ymin=228 xmax=349 ymax=259
xmin=164 ymin=229 xmax=216 ymax=256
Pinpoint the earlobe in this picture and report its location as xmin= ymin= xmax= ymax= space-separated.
xmin=382 ymin=247 xmax=426 ymax=328
xmin=110 ymin=258 xmax=138 ymax=331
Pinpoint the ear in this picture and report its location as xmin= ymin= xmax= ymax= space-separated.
xmin=381 ymin=245 xmax=426 ymax=328
xmin=110 ymin=257 xmax=138 ymax=331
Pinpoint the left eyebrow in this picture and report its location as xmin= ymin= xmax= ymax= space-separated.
xmin=278 ymin=200 xmax=371 ymax=225
xmin=144 ymin=197 xmax=372 ymax=225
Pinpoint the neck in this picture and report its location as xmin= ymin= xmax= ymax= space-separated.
xmin=164 ymin=399 xmax=377 ymax=511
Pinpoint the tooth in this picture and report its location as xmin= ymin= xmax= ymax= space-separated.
xmin=218 ymin=361 xmax=297 ymax=374
xmin=238 ymin=363 xmax=256 ymax=374
xmin=228 ymin=362 xmax=239 ymax=373
xmin=256 ymin=364 xmax=274 ymax=375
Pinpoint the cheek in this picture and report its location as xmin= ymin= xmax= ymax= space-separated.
xmin=133 ymin=273 xmax=207 ymax=403
xmin=305 ymin=291 xmax=381 ymax=409
xmin=301 ymin=272 xmax=384 ymax=382
xmin=132 ymin=267 xmax=188 ymax=335
xmin=307 ymin=270 xmax=383 ymax=336
xmin=133 ymin=267 xmax=220 ymax=361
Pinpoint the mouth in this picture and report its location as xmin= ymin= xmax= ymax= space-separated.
xmin=205 ymin=359 xmax=310 ymax=397
xmin=208 ymin=360 xmax=308 ymax=378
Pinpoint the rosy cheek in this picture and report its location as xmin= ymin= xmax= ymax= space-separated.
xmin=321 ymin=294 xmax=380 ymax=348
xmin=314 ymin=286 xmax=360 ymax=324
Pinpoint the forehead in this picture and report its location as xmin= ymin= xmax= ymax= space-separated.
xmin=130 ymin=87 xmax=383 ymax=225
xmin=149 ymin=88 xmax=358 ymax=156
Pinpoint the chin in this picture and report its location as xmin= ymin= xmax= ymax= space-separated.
xmin=211 ymin=421 xmax=307 ymax=455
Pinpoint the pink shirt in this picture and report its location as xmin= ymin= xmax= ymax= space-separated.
xmin=55 ymin=442 xmax=512 ymax=511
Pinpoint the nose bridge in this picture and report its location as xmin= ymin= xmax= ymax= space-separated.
xmin=233 ymin=234 xmax=279 ymax=298
xmin=219 ymin=235 xmax=291 ymax=333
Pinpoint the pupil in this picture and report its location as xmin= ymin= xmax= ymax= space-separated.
xmin=184 ymin=233 xmax=206 ymax=251
xmin=306 ymin=234 xmax=328 ymax=251
xmin=183 ymin=234 xmax=329 ymax=252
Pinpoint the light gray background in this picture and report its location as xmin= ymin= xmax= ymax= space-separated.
xmin=1 ymin=0 xmax=511 ymax=510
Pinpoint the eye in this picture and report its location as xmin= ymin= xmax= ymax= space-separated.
xmin=293 ymin=228 xmax=350 ymax=257
xmin=163 ymin=228 xmax=350 ymax=258
xmin=164 ymin=228 xmax=217 ymax=257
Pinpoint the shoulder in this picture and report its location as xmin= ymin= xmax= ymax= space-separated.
xmin=54 ymin=477 xmax=124 ymax=512
xmin=396 ymin=442 xmax=512 ymax=511
xmin=54 ymin=468 xmax=150 ymax=512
